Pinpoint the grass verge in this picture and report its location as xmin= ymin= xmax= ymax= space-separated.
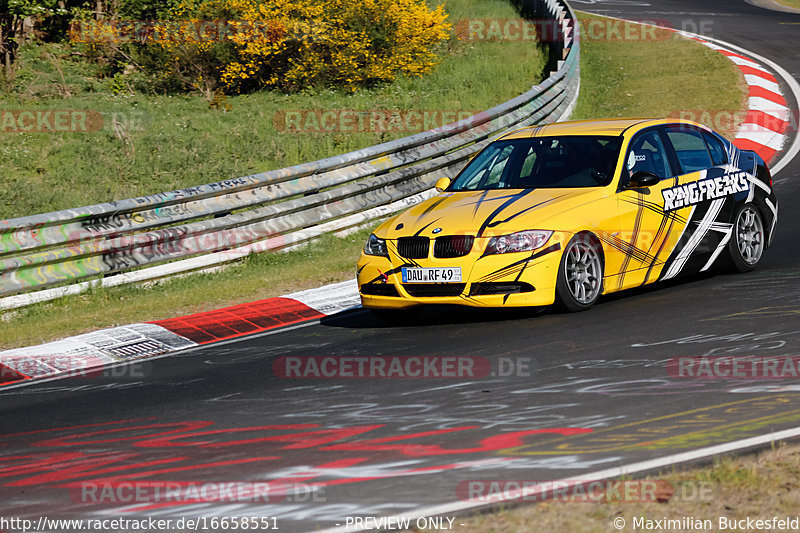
xmin=775 ymin=0 xmax=800 ymax=9
xmin=571 ymin=12 xmax=747 ymax=140
xmin=453 ymin=441 xmax=800 ymax=533
xmin=0 ymin=11 xmax=748 ymax=350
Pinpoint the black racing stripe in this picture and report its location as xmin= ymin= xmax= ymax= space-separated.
xmin=617 ymin=193 xmax=645 ymax=288
xmin=477 ymin=189 xmax=538 ymax=237
xmin=620 ymin=197 xmax=686 ymax=225
xmin=643 ymin=173 xmax=683 ymax=283
xmin=598 ymin=232 xmax=656 ymax=265
xmin=472 ymin=190 xmax=491 ymax=219
xmin=643 ymin=215 xmax=676 ymax=284
xmin=484 ymin=194 xmax=569 ymax=230
xmin=365 ymin=262 xmax=416 ymax=284
xmin=480 ymin=264 xmax=527 ymax=283
xmin=418 ymin=197 xmax=448 ymax=220
xmin=477 ymin=243 xmax=562 ymax=282
xmin=656 ymin=172 xmax=702 ymax=281
xmin=413 ymin=219 xmax=441 ymax=237
xmin=462 ymin=192 xmax=530 ymax=207
xmin=640 ymin=201 xmax=676 ymax=285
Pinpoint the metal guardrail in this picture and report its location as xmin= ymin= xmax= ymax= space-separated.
xmin=0 ymin=0 xmax=580 ymax=310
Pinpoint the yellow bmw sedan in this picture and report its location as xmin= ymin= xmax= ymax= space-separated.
xmin=357 ymin=118 xmax=778 ymax=313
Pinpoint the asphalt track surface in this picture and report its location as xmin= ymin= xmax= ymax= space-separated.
xmin=2 ymin=2 xmax=800 ymax=532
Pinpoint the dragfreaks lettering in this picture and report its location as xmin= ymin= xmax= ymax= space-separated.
xmin=662 ymin=172 xmax=750 ymax=211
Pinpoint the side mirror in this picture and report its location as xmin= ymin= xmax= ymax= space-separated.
xmin=435 ymin=177 xmax=451 ymax=193
xmin=626 ymin=171 xmax=660 ymax=189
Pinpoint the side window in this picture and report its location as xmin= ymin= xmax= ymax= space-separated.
xmin=666 ymin=128 xmax=713 ymax=173
xmin=624 ymin=130 xmax=671 ymax=181
xmin=702 ymin=131 xmax=728 ymax=166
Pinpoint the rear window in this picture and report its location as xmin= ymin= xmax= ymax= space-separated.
xmin=703 ymin=131 xmax=729 ymax=166
xmin=666 ymin=128 xmax=713 ymax=174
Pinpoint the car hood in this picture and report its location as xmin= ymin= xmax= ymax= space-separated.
xmin=379 ymin=188 xmax=606 ymax=239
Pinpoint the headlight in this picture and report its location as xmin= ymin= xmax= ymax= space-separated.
xmin=364 ymin=234 xmax=389 ymax=257
xmin=485 ymin=230 xmax=553 ymax=255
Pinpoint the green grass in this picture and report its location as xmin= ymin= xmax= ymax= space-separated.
xmin=0 ymin=10 xmax=747 ymax=350
xmin=0 ymin=0 xmax=546 ymax=220
xmin=572 ymin=12 xmax=747 ymax=140
xmin=775 ymin=0 xmax=800 ymax=8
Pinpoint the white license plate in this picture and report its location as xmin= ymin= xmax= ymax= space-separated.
xmin=402 ymin=267 xmax=462 ymax=283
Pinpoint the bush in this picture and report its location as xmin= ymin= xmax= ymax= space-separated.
xmin=74 ymin=0 xmax=451 ymax=95
xmin=219 ymin=0 xmax=451 ymax=93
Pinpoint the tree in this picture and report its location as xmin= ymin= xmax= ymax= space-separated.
xmin=0 ymin=0 xmax=70 ymax=71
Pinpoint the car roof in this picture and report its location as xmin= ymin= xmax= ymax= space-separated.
xmin=500 ymin=118 xmax=707 ymax=139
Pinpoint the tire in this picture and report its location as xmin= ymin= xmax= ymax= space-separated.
xmin=723 ymin=203 xmax=765 ymax=273
xmin=554 ymin=233 xmax=604 ymax=312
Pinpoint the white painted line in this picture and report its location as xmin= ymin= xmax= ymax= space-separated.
xmin=748 ymin=96 xmax=791 ymax=121
xmin=725 ymin=54 xmax=772 ymax=73
xmin=745 ymin=73 xmax=782 ymax=94
xmin=736 ymin=123 xmax=788 ymax=151
xmin=287 ymin=279 xmax=361 ymax=316
xmin=315 ymin=425 xmax=800 ymax=533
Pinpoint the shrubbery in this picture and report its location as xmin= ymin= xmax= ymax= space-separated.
xmin=69 ymin=0 xmax=451 ymax=96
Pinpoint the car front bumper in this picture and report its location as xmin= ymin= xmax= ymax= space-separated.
xmin=356 ymin=237 xmax=567 ymax=309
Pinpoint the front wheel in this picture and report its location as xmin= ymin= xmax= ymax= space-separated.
xmin=554 ymin=233 xmax=604 ymax=312
xmin=723 ymin=203 xmax=765 ymax=273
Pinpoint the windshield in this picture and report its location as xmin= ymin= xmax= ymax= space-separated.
xmin=450 ymin=135 xmax=623 ymax=191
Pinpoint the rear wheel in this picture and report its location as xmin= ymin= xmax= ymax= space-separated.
xmin=554 ymin=233 xmax=604 ymax=312
xmin=723 ymin=203 xmax=765 ymax=273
